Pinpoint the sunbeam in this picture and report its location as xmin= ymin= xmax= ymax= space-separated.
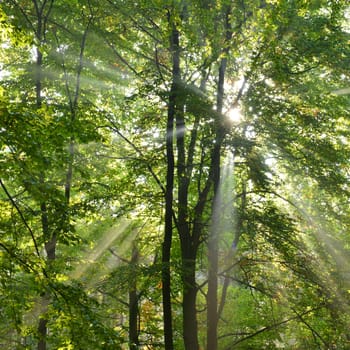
xmin=210 ymin=151 xmax=237 ymax=268
xmin=288 ymin=196 xmax=350 ymax=318
xmin=70 ymin=219 xmax=133 ymax=282
xmin=23 ymin=219 xmax=135 ymax=329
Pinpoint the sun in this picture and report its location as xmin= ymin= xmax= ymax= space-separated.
xmin=227 ymin=107 xmax=243 ymax=124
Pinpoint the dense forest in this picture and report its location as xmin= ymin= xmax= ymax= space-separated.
xmin=0 ymin=0 xmax=350 ymax=349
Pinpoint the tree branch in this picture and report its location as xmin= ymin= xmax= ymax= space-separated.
xmin=0 ymin=179 xmax=41 ymax=258
xmin=107 ymin=120 xmax=166 ymax=195
xmin=291 ymin=306 xmax=329 ymax=347
xmin=223 ymin=306 xmax=323 ymax=348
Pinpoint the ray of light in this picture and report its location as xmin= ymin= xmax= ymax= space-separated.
xmin=70 ymin=219 xmax=133 ymax=281
xmin=24 ymin=219 xmax=135 ymax=327
xmin=288 ymin=196 xmax=350 ymax=318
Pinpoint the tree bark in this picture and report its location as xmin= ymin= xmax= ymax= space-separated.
xmin=167 ymin=10 xmax=202 ymax=349
xmin=206 ymin=152 xmax=221 ymax=350
xmin=161 ymin=13 xmax=180 ymax=350
xmin=35 ymin=3 xmax=49 ymax=346
xmin=181 ymin=241 xmax=200 ymax=350
xmin=37 ymin=319 xmax=47 ymax=350
xmin=178 ymin=123 xmax=199 ymax=349
xmin=162 ymin=101 xmax=175 ymax=350
xmin=206 ymin=131 xmax=224 ymax=350
xmin=129 ymin=244 xmax=139 ymax=350
xmin=207 ymin=6 xmax=232 ymax=349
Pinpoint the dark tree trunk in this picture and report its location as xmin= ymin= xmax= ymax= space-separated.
xmin=36 ymin=22 xmax=48 ymax=350
xmin=178 ymin=143 xmax=201 ymax=350
xmin=181 ymin=244 xmax=200 ymax=350
xmin=207 ymin=6 xmax=231 ymax=348
xmin=162 ymin=108 xmax=175 ymax=350
xmin=37 ymin=319 xmax=47 ymax=350
xmin=129 ymin=244 xmax=139 ymax=350
xmin=206 ymin=153 xmax=221 ymax=350
xmin=169 ymin=11 xmax=202 ymax=347
xmin=178 ymin=157 xmax=199 ymax=350
xmin=161 ymin=15 xmax=181 ymax=350
xmin=38 ymin=201 xmax=55 ymax=350
xmin=32 ymin=2 xmax=54 ymax=348
xmin=206 ymin=3 xmax=234 ymax=348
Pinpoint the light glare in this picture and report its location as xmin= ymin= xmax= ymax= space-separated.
xmin=228 ymin=107 xmax=242 ymax=123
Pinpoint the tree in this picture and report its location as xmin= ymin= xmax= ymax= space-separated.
xmin=1 ymin=1 xmax=125 ymax=348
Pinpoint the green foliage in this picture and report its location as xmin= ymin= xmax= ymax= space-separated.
xmin=0 ymin=0 xmax=350 ymax=349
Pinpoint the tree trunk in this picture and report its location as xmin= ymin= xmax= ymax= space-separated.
xmin=178 ymin=186 xmax=199 ymax=350
xmin=161 ymin=15 xmax=180 ymax=350
xmin=162 ymin=98 xmax=175 ymax=349
xmin=206 ymin=5 xmax=232 ymax=349
xmin=38 ymin=201 xmax=55 ymax=350
xmin=207 ymin=135 xmax=226 ymax=350
xmin=36 ymin=23 xmax=48 ymax=350
xmin=168 ymin=12 xmax=202 ymax=348
xmin=206 ymin=166 xmax=220 ymax=350
xmin=129 ymin=244 xmax=139 ymax=350
xmin=182 ymin=248 xmax=199 ymax=350
xmin=37 ymin=319 xmax=47 ymax=350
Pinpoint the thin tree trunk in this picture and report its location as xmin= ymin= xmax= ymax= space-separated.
xmin=206 ymin=155 xmax=220 ymax=350
xmin=206 ymin=123 xmax=224 ymax=350
xmin=37 ymin=319 xmax=47 ymax=350
xmin=161 ymin=14 xmax=179 ymax=350
xmin=32 ymin=0 xmax=55 ymax=346
xmin=162 ymin=99 xmax=175 ymax=350
xmin=129 ymin=244 xmax=139 ymax=350
xmin=207 ymin=5 xmax=232 ymax=348
xmin=38 ymin=199 xmax=55 ymax=350
xmin=35 ymin=8 xmax=49 ymax=346
xmin=218 ymin=181 xmax=245 ymax=319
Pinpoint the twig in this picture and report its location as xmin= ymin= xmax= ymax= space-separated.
xmin=223 ymin=306 xmax=323 ymax=348
xmin=0 ymin=179 xmax=41 ymax=258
